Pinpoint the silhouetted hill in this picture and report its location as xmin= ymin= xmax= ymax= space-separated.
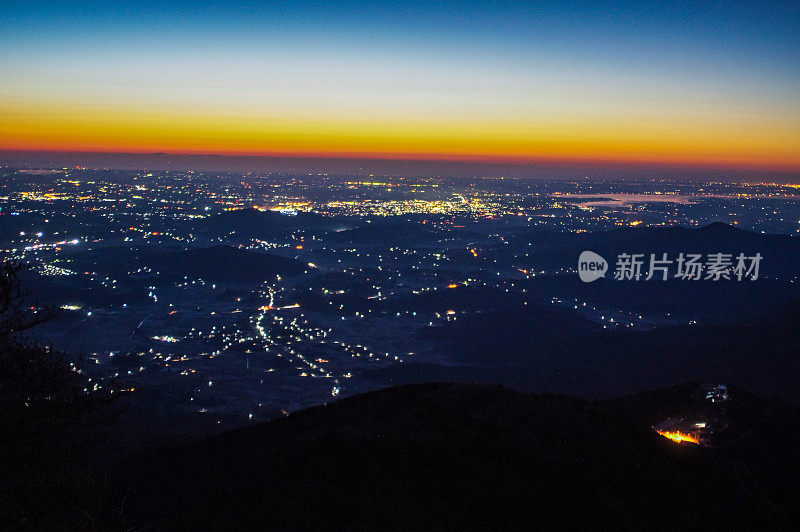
xmin=150 ymin=245 xmax=308 ymax=282
xmin=510 ymin=222 xmax=800 ymax=278
xmin=17 ymin=270 xmax=148 ymax=308
xmin=369 ymin=300 xmax=800 ymax=403
xmin=196 ymin=208 xmax=346 ymax=236
xmin=62 ymin=245 xmax=308 ymax=283
xmin=517 ymin=274 xmax=800 ymax=321
xmin=297 ymin=285 xmax=534 ymax=315
xmin=321 ymin=223 xmax=438 ymax=245
xmin=35 ymin=383 xmax=797 ymax=529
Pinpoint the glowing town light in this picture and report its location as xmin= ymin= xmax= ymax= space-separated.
xmin=656 ymin=430 xmax=700 ymax=444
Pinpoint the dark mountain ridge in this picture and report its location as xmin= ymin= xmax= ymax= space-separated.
xmin=151 ymin=245 xmax=308 ymax=282
xmin=61 ymin=244 xmax=308 ymax=283
xmin=196 ymin=207 xmax=347 ymax=236
xmin=369 ymin=300 xmax=800 ymax=404
xmin=510 ymin=222 xmax=800 ymax=278
xmin=18 ymin=382 xmax=796 ymax=529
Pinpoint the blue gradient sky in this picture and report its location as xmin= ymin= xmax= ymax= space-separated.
xmin=1 ymin=1 xmax=799 ymax=172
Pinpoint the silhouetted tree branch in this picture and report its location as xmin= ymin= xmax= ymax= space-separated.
xmin=0 ymin=259 xmax=121 ymax=440
xmin=0 ymin=261 xmax=57 ymax=341
xmin=0 ymin=259 xmax=129 ymax=527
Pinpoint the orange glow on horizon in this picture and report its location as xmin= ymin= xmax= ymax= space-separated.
xmin=2 ymin=97 xmax=799 ymax=171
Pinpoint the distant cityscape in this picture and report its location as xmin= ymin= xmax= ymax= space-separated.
xmin=2 ymin=168 xmax=798 ymax=435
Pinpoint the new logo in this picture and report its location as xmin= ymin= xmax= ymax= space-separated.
xmin=578 ymin=251 xmax=608 ymax=282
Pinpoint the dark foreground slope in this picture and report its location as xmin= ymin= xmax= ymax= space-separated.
xmin=21 ymin=383 xmax=797 ymax=530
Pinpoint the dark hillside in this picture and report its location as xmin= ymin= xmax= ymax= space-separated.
xmin=57 ymin=383 xmax=798 ymax=529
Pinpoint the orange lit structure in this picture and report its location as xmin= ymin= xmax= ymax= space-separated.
xmin=655 ymin=430 xmax=700 ymax=445
xmin=653 ymin=384 xmax=729 ymax=447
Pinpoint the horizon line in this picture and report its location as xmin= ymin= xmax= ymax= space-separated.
xmin=2 ymin=148 xmax=799 ymax=181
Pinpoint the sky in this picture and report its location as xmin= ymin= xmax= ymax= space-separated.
xmin=1 ymin=1 xmax=799 ymax=175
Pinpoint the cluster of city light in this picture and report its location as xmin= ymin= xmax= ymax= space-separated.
xmin=6 ymin=170 xmax=800 ymax=423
